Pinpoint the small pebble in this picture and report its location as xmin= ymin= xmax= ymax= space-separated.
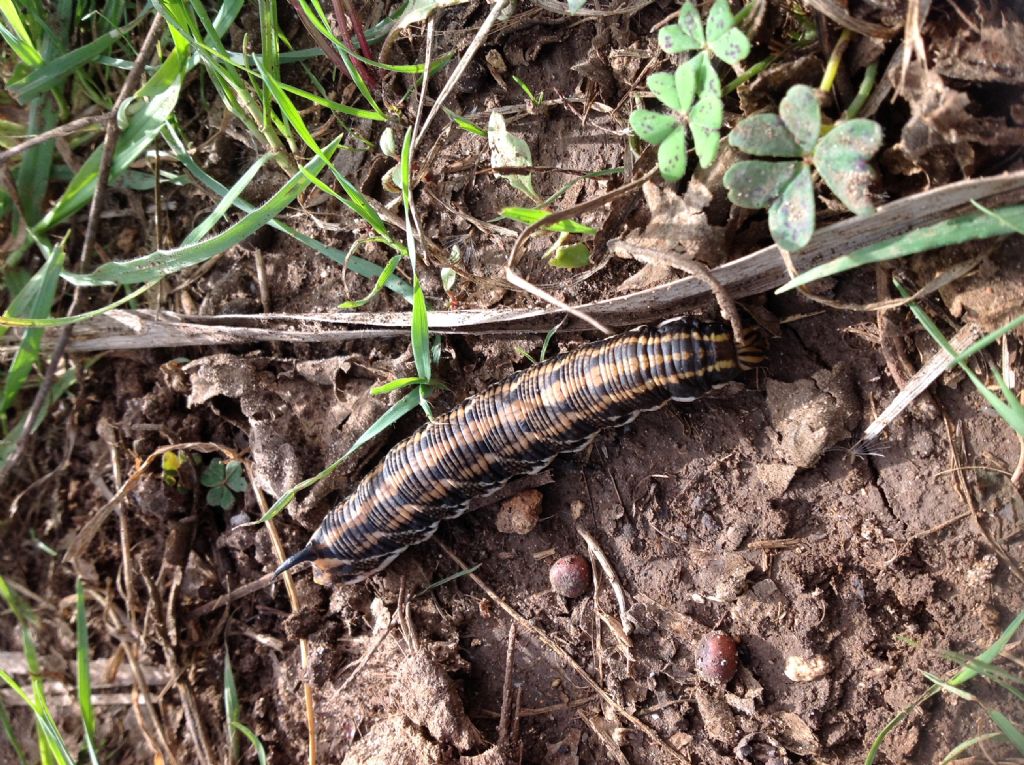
xmin=549 ymin=554 xmax=591 ymax=598
xmin=495 ymin=489 xmax=543 ymax=535
xmin=695 ymin=632 xmax=739 ymax=684
xmin=784 ymin=654 xmax=830 ymax=682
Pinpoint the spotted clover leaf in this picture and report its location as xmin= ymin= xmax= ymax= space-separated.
xmin=629 ymin=54 xmax=725 ymax=182
xmin=723 ymin=84 xmax=883 ymax=251
xmin=658 ymin=0 xmax=751 ymax=65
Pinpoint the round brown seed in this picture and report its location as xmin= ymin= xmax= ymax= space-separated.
xmin=549 ymin=554 xmax=591 ymax=598
xmin=695 ymin=632 xmax=739 ymax=684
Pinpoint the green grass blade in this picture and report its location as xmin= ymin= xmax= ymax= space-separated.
xmin=0 ymin=0 xmax=43 ymax=65
xmin=988 ymin=710 xmax=1024 ymax=754
xmin=779 ymin=203 xmax=1024 ymax=292
xmin=0 ymin=670 xmax=73 ymax=765
xmin=339 ymin=254 xmax=403 ymax=309
xmin=161 ymin=124 xmax=411 ymax=299
xmin=411 ymin=279 xmax=431 ymax=380
xmin=898 ymin=283 xmax=1024 ymax=438
xmin=370 ymin=376 xmax=429 ymax=395
xmin=229 ymin=722 xmax=267 ymax=765
xmin=1 ymin=242 xmax=64 ymax=414
xmin=920 ymin=671 xmax=976 ymax=700
xmin=444 ymin=108 xmax=486 ymax=136
xmin=0 ymin=281 xmax=155 ymax=328
xmin=415 ymin=563 xmax=482 ymax=597
xmin=941 ymin=732 xmax=1004 ymax=764
xmin=75 ymin=580 xmax=99 ymax=765
xmin=13 ymin=99 xmax=57 ymax=229
xmin=277 ymin=80 xmax=383 ymax=121
xmin=950 ymin=609 xmax=1024 ymax=685
xmin=941 ymin=650 xmax=1024 ymax=691
xmin=0 ymin=578 xmax=74 ymax=765
xmin=8 ymin=26 xmax=127 ymax=101
xmin=223 ymin=648 xmax=240 ymax=761
xmin=956 ymin=314 xmax=1024 ymax=362
xmin=183 ymin=154 xmax=274 ymax=245
xmin=64 ymin=137 xmax=341 ymax=286
xmin=33 ymin=40 xmax=188 ymax=233
xmin=257 ymin=0 xmax=280 ymax=107
xmin=251 ymin=55 xmax=354 ymax=202
xmin=400 ymin=127 xmax=416 ymax=266
xmin=500 ymin=207 xmax=598 ymax=234
xmin=0 ymin=695 xmax=29 ymax=764
xmin=867 ymin=609 xmax=1024 ymax=765
xmin=260 ymin=387 xmax=422 ymax=523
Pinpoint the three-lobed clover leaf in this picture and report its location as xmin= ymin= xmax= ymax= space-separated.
xmin=658 ymin=0 xmax=751 ymax=65
xmin=723 ymin=84 xmax=882 ymax=251
xmin=201 ymin=458 xmax=248 ymax=511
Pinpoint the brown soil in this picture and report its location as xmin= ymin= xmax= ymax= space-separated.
xmin=3 ymin=1 xmax=1024 ymax=764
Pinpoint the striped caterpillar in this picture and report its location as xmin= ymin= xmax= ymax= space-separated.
xmin=276 ymin=316 xmax=762 ymax=584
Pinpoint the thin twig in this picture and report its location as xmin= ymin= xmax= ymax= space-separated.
xmin=943 ymin=417 xmax=1024 ymax=586
xmin=629 ymin=246 xmax=746 ymax=352
xmin=497 ymin=622 xmax=518 ymax=749
xmin=434 ymin=539 xmax=690 ymax=765
xmin=414 ymin=0 xmax=511 ymax=148
xmin=0 ymin=114 xmax=107 ymax=166
xmin=575 ymin=526 xmax=632 ymax=638
xmin=251 ymin=479 xmax=319 ymax=765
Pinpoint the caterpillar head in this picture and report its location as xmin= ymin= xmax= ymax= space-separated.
xmin=735 ymin=326 xmax=767 ymax=370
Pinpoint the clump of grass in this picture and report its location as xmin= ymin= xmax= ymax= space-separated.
xmin=867 ymin=609 xmax=1024 ymax=764
xmin=0 ymin=577 xmax=97 ymax=764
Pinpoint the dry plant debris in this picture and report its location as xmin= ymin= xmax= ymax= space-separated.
xmin=1 ymin=1 xmax=1023 ymax=764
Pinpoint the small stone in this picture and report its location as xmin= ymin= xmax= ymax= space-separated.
xmin=494 ymin=489 xmax=543 ymax=535
xmin=549 ymin=555 xmax=591 ymax=598
xmin=696 ymin=632 xmax=739 ymax=684
xmin=784 ymin=654 xmax=831 ymax=682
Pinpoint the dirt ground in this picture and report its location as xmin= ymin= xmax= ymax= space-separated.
xmin=3 ymin=1 xmax=1024 ymax=764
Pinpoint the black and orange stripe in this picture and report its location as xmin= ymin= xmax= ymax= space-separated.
xmin=276 ymin=316 xmax=753 ymax=584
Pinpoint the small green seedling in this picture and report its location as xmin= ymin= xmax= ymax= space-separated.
xmin=201 ymin=458 xmax=248 ymax=511
xmin=723 ymin=83 xmax=882 ymax=251
xmin=501 ymin=207 xmax=596 ymax=268
xmin=545 ymin=237 xmax=591 ymax=269
xmin=489 ymin=111 xmax=541 ymax=202
xmin=161 ymin=449 xmax=197 ymax=489
xmin=630 ymin=0 xmax=750 ymax=182
xmin=512 ymin=75 xmax=543 ymax=106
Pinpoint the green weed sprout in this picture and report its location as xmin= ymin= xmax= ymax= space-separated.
xmin=723 ymin=83 xmax=883 ymax=251
xmin=630 ymin=0 xmax=750 ymax=182
xmin=201 ymin=458 xmax=249 ymax=510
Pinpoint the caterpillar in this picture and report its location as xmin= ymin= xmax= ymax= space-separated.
xmin=276 ymin=316 xmax=763 ymax=585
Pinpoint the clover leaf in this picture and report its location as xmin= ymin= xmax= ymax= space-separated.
xmin=723 ymin=84 xmax=882 ymax=251
xmin=658 ymin=0 xmax=751 ymax=65
xmin=629 ymin=54 xmax=725 ymax=182
xmin=201 ymin=458 xmax=249 ymax=511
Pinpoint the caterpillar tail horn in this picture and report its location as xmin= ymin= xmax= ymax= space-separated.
xmin=274 ymin=545 xmax=320 ymax=578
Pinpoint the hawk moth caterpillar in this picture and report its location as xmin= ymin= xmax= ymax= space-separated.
xmin=276 ymin=316 xmax=762 ymax=584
